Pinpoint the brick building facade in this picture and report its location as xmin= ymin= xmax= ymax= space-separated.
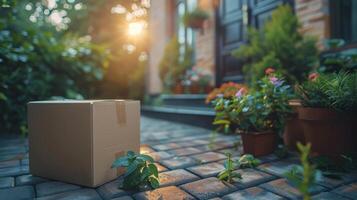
xmin=146 ymin=0 xmax=354 ymax=95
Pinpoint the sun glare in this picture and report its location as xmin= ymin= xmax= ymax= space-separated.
xmin=128 ymin=22 xmax=145 ymax=36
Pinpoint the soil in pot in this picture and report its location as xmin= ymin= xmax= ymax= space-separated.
xmin=283 ymin=100 xmax=305 ymax=151
xmin=241 ymin=131 xmax=277 ymax=157
xmin=298 ymin=107 xmax=356 ymax=161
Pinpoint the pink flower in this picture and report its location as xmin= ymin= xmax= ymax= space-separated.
xmin=265 ymin=67 xmax=275 ymax=75
xmin=235 ymin=88 xmax=245 ymax=98
xmin=308 ymin=73 xmax=319 ymax=81
xmin=269 ymin=76 xmax=283 ymax=87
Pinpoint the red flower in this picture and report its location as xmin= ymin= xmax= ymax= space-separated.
xmin=308 ymin=73 xmax=319 ymax=81
xmin=265 ymin=67 xmax=275 ymax=75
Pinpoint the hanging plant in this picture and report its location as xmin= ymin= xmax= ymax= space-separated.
xmin=183 ymin=8 xmax=209 ymax=29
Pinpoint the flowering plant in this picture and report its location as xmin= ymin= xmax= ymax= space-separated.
xmin=183 ymin=66 xmax=213 ymax=86
xmin=205 ymin=82 xmax=247 ymax=104
xmin=212 ymin=68 xmax=294 ymax=134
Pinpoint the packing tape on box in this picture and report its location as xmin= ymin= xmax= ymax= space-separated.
xmin=115 ymin=101 xmax=126 ymax=125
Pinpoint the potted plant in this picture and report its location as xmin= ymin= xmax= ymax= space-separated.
xmin=212 ymin=73 xmax=293 ymax=156
xmin=262 ymin=67 xmax=305 ymax=151
xmin=183 ymin=8 xmax=209 ymax=29
xmin=183 ymin=66 xmax=213 ymax=94
xmin=207 ymin=82 xmax=247 ymax=133
xmin=297 ymin=72 xmax=357 ymax=160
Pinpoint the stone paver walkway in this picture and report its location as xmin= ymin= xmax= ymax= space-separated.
xmin=0 ymin=116 xmax=357 ymax=199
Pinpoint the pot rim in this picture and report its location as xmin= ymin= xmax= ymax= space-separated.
xmin=298 ymin=107 xmax=357 ymax=121
xmin=241 ymin=130 xmax=275 ymax=135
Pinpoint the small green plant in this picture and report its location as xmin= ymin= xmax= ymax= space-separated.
xmin=217 ymin=152 xmax=242 ymax=183
xmin=236 ymin=154 xmax=261 ymax=168
xmin=285 ymin=143 xmax=321 ymax=200
xmin=274 ymin=145 xmax=289 ymax=159
xmin=112 ymin=151 xmax=159 ymax=190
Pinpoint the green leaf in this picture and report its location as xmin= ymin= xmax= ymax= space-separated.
xmin=127 ymin=151 xmax=136 ymax=158
xmin=148 ymin=176 xmax=160 ymax=189
xmin=111 ymin=156 xmax=129 ymax=168
xmin=218 ymin=170 xmax=229 ymax=180
xmin=213 ymin=119 xmax=230 ymax=125
xmin=148 ymin=163 xmax=159 ymax=178
xmin=137 ymin=154 xmax=154 ymax=163
xmin=125 ymin=160 xmax=140 ymax=176
xmin=140 ymin=166 xmax=151 ymax=181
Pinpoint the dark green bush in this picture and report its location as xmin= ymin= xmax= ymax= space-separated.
xmin=232 ymin=5 xmax=318 ymax=86
xmin=0 ymin=1 xmax=109 ymax=134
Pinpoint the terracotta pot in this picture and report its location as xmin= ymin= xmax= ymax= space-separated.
xmin=241 ymin=131 xmax=277 ymax=156
xmin=283 ymin=100 xmax=305 ymax=151
xmin=173 ymin=84 xmax=184 ymax=94
xmin=190 ymin=84 xmax=200 ymax=94
xmin=187 ymin=18 xmax=205 ymax=29
xmin=298 ymin=107 xmax=356 ymax=160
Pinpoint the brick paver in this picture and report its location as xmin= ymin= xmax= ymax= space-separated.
xmin=0 ymin=116 xmax=355 ymax=199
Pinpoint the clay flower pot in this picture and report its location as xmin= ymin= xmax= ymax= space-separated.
xmin=187 ymin=18 xmax=205 ymax=29
xmin=190 ymin=84 xmax=200 ymax=94
xmin=173 ymin=84 xmax=184 ymax=94
xmin=283 ymin=99 xmax=305 ymax=151
xmin=298 ymin=107 xmax=356 ymax=160
xmin=241 ymin=131 xmax=277 ymax=156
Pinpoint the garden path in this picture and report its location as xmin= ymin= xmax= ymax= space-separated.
xmin=0 ymin=116 xmax=356 ymax=199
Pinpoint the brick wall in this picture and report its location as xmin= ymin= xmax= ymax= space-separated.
xmin=294 ymin=0 xmax=330 ymax=48
xmin=194 ymin=0 xmax=216 ymax=85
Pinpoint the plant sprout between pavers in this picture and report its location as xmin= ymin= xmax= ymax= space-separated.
xmin=112 ymin=151 xmax=159 ymax=190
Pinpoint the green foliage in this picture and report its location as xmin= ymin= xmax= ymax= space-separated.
xmin=236 ymin=154 xmax=261 ymax=168
xmin=112 ymin=151 xmax=159 ymax=190
xmin=319 ymin=39 xmax=357 ymax=73
xmin=183 ymin=8 xmax=209 ymax=26
xmin=0 ymin=1 xmax=109 ymax=134
xmin=159 ymin=36 xmax=193 ymax=92
xmin=285 ymin=143 xmax=321 ymax=200
xmin=212 ymin=72 xmax=294 ymax=134
xmin=218 ymin=152 xmax=242 ymax=183
xmin=297 ymin=72 xmax=357 ymax=111
xmin=232 ymin=5 xmax=318 ymax=85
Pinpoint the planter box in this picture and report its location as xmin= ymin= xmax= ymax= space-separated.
xmin=28 ymin=100 xmax=140 ymax=187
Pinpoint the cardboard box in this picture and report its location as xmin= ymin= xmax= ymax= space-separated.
xmin=28 ymin=100 xmax=140 ymax=187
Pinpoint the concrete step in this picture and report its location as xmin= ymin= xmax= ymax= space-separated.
xmin=141 ymin=105 xmax=215 ymax=129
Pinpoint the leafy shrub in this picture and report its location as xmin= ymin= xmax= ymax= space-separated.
xmin=232 ymin=5 xmax=318 ymax=85
xmin=297 ymin=72 xmax=357 ymax=111
xmin=0 ymin=1 xmax=109 ymax=134
xmin=112 ymin=151 xmax=159 ymax=190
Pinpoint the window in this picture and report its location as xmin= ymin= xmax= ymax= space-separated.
xmin=175 ymin=0 xmax=196 ymax=61
xmin=330 ymin=0 xmax=357 ymax=44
